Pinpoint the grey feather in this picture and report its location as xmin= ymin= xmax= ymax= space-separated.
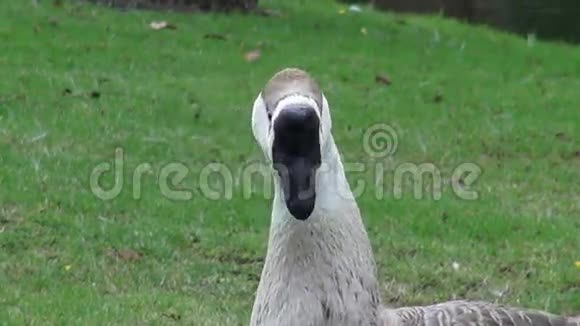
xmin=388 ymin=300 xmax=578 ymax=326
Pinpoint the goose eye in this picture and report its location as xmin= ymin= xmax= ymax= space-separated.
xmin=267 ymin=112 xmax=272 ymax=120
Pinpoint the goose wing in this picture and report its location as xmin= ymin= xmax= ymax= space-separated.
xmin=387 ymin=300 xmax=577 ymax=326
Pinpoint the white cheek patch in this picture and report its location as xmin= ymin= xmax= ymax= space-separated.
xmin=251 ymin=93 xmax=272 ymax=160
xmin=266 ymin=131 xmax=274 ymax=161
xmin=320 ymin=94 xmax=332 ymax=145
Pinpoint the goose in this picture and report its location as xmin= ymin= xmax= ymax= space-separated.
xmin=249 ymin=68 xmax=578 ymax=326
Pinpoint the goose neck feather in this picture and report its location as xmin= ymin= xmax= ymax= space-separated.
xmin=250 ymin=137 xmax=383 ymax=326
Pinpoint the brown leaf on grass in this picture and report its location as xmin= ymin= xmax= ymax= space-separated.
xmin=118 ymin=249 xmax=141 ymax=261
xmin=149 ymin=21 xmax=176 ymax=30
xmin=498 ymin=264 xmax=515 ymax=275
xmin=440 ymin=211 xmax=449 ymax=222
xmin=47 ymin=17 xmax=59 ymax=28
xmin=555 ymin=132 xmax=571 ymax=142
xmin=162 ymin=311 xmax=182 ymax=321
xmin=90 ymin=91 xmax=101 ymax=99
xmin=560 ymin=150 xmax=580 ymax=161
xmin=0 ymin=204 xmax=24 ymax=229
xmin=375 ymin=74 xmax=392 ymax=86
xmin=244 ymin=49 xmax=261 ymax=62
xmin=105 ymin=248 xmax=142 ymax=262
xmin=203 ymin=33 xmax=228 ymax=41
xmin=433 ymin=93 xmax=444 ymax=103
xmin=255 ymin=8 xmax=283 ymax=17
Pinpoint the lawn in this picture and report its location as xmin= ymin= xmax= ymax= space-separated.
xmin=0 ymin=0 xmax=578 ymax=324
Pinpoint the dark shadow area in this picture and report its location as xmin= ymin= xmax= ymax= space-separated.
xmin=372 ymin=0 xmax=580 ymax=44
xmin=85 ymin=0 xmax=258 ymax=12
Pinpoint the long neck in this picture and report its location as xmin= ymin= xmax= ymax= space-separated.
xmin=251 ymin=136 xmax=382 ymax=326
xmin=269 ymin=136 xmax=370 ymax=252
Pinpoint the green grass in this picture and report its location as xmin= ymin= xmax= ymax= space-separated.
xmin=1 ymin=0 xmax=579 ymax=324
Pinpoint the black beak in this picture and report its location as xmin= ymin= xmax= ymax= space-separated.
xmin=272 ymin=105 xmax=321 ymax=220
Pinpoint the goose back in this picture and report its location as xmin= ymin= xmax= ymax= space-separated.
xmin=388 ymin=300 xmax=578 ymax=326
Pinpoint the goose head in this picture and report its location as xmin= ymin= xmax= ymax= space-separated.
xmin=251 ymin=68 xmax=333 ymax=221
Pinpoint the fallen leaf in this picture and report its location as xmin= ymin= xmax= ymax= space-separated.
xmin=375 ymin=74 xmax=392 ymax=86
xmin=255 ymin=8 xmax=282 ymax=17
xmin=244 ymin=49 xmax=261 ymax=62
xmin=203 ymin=33 xmax=228 ymax=41
xmin=498 ymin=265 xmax=514 ymax=274
xmin=162 ymin=311 xmax=181 ymax=321
xmin=117 ymin=249 xmax=141 ymax=261
xmin=575 ymin=261 xmax=580 ymax=268
xmin=106 ymin=248 xmax=142 ymax=262
xmin=360 ymin=27 xmax=368 ymax=36
xmin=149 ymin=21 xmax=176 ymax=30
xmin=555 ymin=132 xmax=571 ymax=142
xmin=48 ymin=18 xmax=59 ymax=27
